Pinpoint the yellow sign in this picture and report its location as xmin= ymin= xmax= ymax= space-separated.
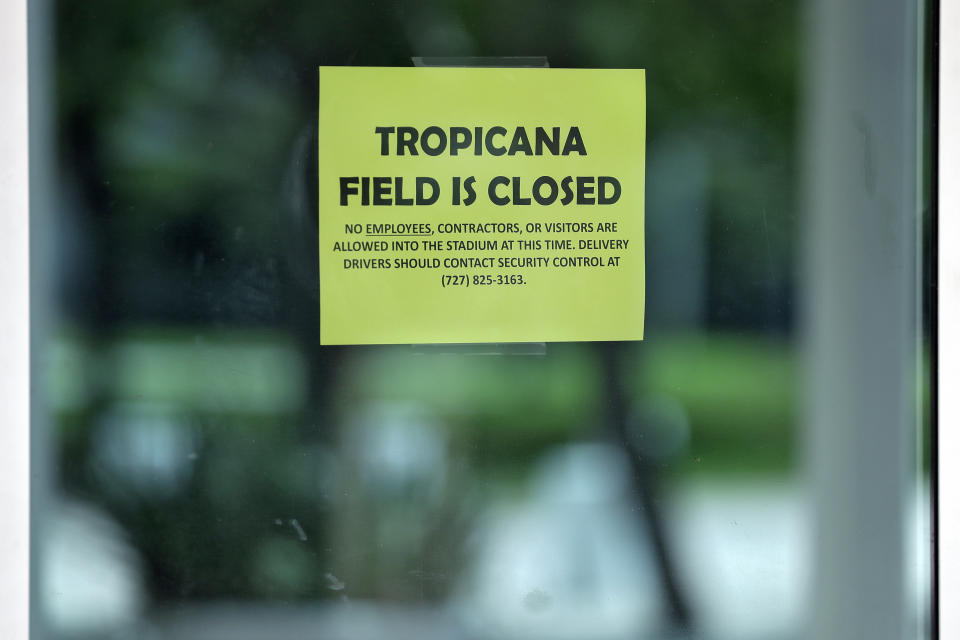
xmin=318 ymin=66 xmax=645 ymax=345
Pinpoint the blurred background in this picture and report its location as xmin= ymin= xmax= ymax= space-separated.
xmin=29 ymin=1 xmax=933 ymax=639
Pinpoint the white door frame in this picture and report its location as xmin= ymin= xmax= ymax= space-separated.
xmin=0 ymin=1 xmax=31 ymax=639
xmin=939 ymin=2 xmax=959 ymax=639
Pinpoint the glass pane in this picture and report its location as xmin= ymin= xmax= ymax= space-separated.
xmin=30 ymin=1 xmax=933 ymax=638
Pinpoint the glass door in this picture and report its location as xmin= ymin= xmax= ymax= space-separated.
xmin=30 ymin=1 xmax=934 ymax=638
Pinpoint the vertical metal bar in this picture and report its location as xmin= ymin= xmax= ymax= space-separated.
xmin=803 ymin=0 xmax=921 ymax=638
